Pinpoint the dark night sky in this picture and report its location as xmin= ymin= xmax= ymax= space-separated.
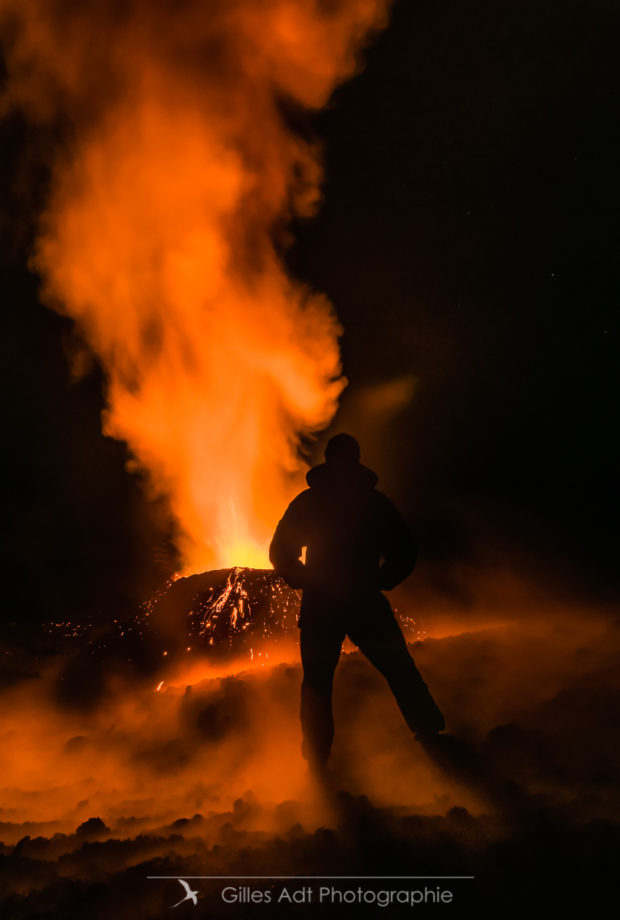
xmin=1 ymin=0 xmax=619 ymax=624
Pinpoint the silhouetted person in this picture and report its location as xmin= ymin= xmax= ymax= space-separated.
xmin=269 ymin=433 xmax=444 ymax=769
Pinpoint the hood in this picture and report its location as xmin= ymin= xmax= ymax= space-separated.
xmin=306 ymin=461 xmax=378 ymax=490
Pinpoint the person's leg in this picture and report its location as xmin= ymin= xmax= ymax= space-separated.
xmin=349 ymin=600 xmax=445 ymax=737
xmin=299 ymin=621 xmax=345 ymax=767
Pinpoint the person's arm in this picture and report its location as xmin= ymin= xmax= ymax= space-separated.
xmin=377 ymin=496 xmax=417 ymax=590
xmin=269 ymin=496 xmax=307 ymax=590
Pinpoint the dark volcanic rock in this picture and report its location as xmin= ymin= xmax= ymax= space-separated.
xmin=144 ymin=566 xmax=301 ymax=659
xmin=75 ymin=817 xmax=109 ymax=837
xmin=51 ymin=569 xmax=301 ymax=704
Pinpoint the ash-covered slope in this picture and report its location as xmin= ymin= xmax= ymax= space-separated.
xmin=4 ymin=615 xmax=619 ymax=919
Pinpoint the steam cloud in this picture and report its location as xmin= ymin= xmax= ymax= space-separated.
xmin=0 ymin=0 xmax=390 ymax=570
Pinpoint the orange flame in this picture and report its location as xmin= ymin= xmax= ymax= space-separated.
xmin=0 ymin=0 xmax=390 ymax=570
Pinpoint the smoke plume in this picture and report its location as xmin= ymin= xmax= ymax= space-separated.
xmin=0 ymin=0 xmax=390 ymax=570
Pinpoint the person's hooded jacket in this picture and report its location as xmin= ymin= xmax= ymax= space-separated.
xmin=269 ymin=458 xmax=416 ymax=600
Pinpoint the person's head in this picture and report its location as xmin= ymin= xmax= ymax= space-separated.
xmin=324 ymin=433 xmax=361 ymax=466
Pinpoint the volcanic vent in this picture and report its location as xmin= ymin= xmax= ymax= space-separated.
xmin=143 ymin=567 xmax=301 ymax=663
xmin=50 ymin=568 xmax=302 ymax=703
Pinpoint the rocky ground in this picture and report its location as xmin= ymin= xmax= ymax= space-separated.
xmin=0 ymin=588 xmax=618 ymax=918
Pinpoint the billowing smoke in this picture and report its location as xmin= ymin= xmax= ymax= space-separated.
xmin=0 ymin=0 xmax=390 ymax=570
